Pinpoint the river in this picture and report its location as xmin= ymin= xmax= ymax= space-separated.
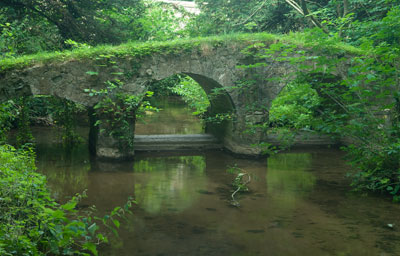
xmin=33 ymin=97 xmax=400 ymax=256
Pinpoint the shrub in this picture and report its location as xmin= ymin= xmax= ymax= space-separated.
xmin=0 ymin=144 xmax=125 ymax=255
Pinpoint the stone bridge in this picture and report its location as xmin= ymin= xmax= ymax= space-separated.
xmin=0 ymin=34 xmax=349 ymax=159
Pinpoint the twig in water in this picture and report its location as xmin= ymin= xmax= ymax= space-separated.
xmin=231 ymin=172 xmax=251 ymax=207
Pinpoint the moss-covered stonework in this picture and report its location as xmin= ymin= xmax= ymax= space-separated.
xmin=0 ymin=33 xmax=356 ymax=159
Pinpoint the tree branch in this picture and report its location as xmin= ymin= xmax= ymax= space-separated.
xmin=343 ymin=0 xmax=350 ymax=17
xmin=233 ymin=0 xmax=268 ymax=27
xmin=298 ymin=0 xmax=329 ymax=34
xmin=284 ymin=0 xmax=304 ymax=15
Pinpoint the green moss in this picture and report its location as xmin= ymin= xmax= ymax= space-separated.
xmin=0 ymin=32 xmax=362 ymax=71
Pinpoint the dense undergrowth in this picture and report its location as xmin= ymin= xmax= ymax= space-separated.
xmin=244 ymin=8 xmax=400 ymax=201
xmin=0 ymin=144 xmax=132 ymax=255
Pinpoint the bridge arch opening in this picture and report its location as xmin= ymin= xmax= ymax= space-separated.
xmin=133 ymin=73 xmax=236 ymax=152
xmin=136 ymin=74 xmax=208 ymax=135
xmin=267 ymin=72 xmax=343 ymax=148
xmin=4 ymin=94 xmax=89 ymax=148
xmin=135 ymin=73 xmax=235 ymax=141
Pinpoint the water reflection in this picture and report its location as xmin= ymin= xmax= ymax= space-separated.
xmin=36 ymin=143 xmax=90 ymax=201
xmin=33 ymin=127 xmax=400 ymax=256
xmin=267 ymin=153 xmax=316 ymax=206
xmin=133 ymin=156 xmax=207 ymax=214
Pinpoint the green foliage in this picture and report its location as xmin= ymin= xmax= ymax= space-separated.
xmin=339 ymin=39 xmax=400 ymax=200
xmin=0 ymin=144 xmax=134 ymax=255
xmin=0 ymin=12 xmax=62 ymax=57
xmin=270 ymin=82 xmax=321 ymax=129
xmin=138 ymin=1 xmax=192 ymax=41
xmin=371 ymin=5 xmax=400 ymax=46
xmin=0 ymin=0 xmax=145 ymax=51
xmin=88 ymin=79 xmax=142 ymax=151
xmin=84 ymin=54 xmax=159 ymax=151
xmin=49 ymin=98 xmax=85 ymax=147
xmin=240 ymin=7 xmax=400 ymax=200
xmin=169 ymin=75 xmax=210 ymax=116
xmin=189 ymin=0 xmax=400 ymax=47
xmin=65 ymin=40 xmax=91 ymax=50
xmin=0 ymin=32 xmax=360 ymax=72
xmin=323 ymin=0 xmax=400 ymax=44
xmin=148 ymin=75 xmax=181 ymax=97
xmin=0 ymin=100 xmax=17 ymax=143
xmin=145 ymin=74 xmax=210 ymax=121
xmin=15 ymin=97 xmax=34 ymax=148
xmin=12 ymin=96 xmax=85 ymax=147
xmin=190 ymin=0 xmax=305 ymax=36
xmin=0 ymin=0 xmax=193 ymax=57
xmin=203 ymin=113 xmax=234 ymax=125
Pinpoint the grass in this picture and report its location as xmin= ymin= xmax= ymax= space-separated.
xmin=0 ymin=32 xmax=362 ymax=71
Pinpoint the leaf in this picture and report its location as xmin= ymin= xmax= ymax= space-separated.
xmin=61 ymin=200 xmax=77 ymax=211
xmin=113 ymin=219 xmax=120 ymax=229
xmin=102 ymin=215 xmax=110 ymax=224
xmin=96 ymin=233 xmax=108 ymax=243
xmin=86 ymin=71 xmax=99 ymax=76
xmin=83 ymin=242 xmax=98 ymax=256
xmin=111 ymin=206 xmax=121 ymax=216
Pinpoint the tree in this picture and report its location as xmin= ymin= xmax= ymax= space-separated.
xmin=0 ymin=0 xmax=145 ymax=47
xmin=191 ymin=0 xmax=307 ymax=35
xmin=190 ymin=0 xmax=399 ymax=40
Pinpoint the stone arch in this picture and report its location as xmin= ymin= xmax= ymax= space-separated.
xmin=88 ymin=69 xmax=241 ymax=160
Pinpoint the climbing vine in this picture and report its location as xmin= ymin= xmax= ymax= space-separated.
xmin=15 ymin=97 xmax=34 ymax=148
xmin=50 ymin=98 xmax=85 ymax=147
xmin=85 ymin=79 xmax=144 ymax=152
xmin=0 ymin=100 xmax=17 ymax=144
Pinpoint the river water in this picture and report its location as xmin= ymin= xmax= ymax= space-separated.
xmin=135 ymin=96 xmax=205 ymax=135
xmin=33 ymin=97 xmax=400 ymax=256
